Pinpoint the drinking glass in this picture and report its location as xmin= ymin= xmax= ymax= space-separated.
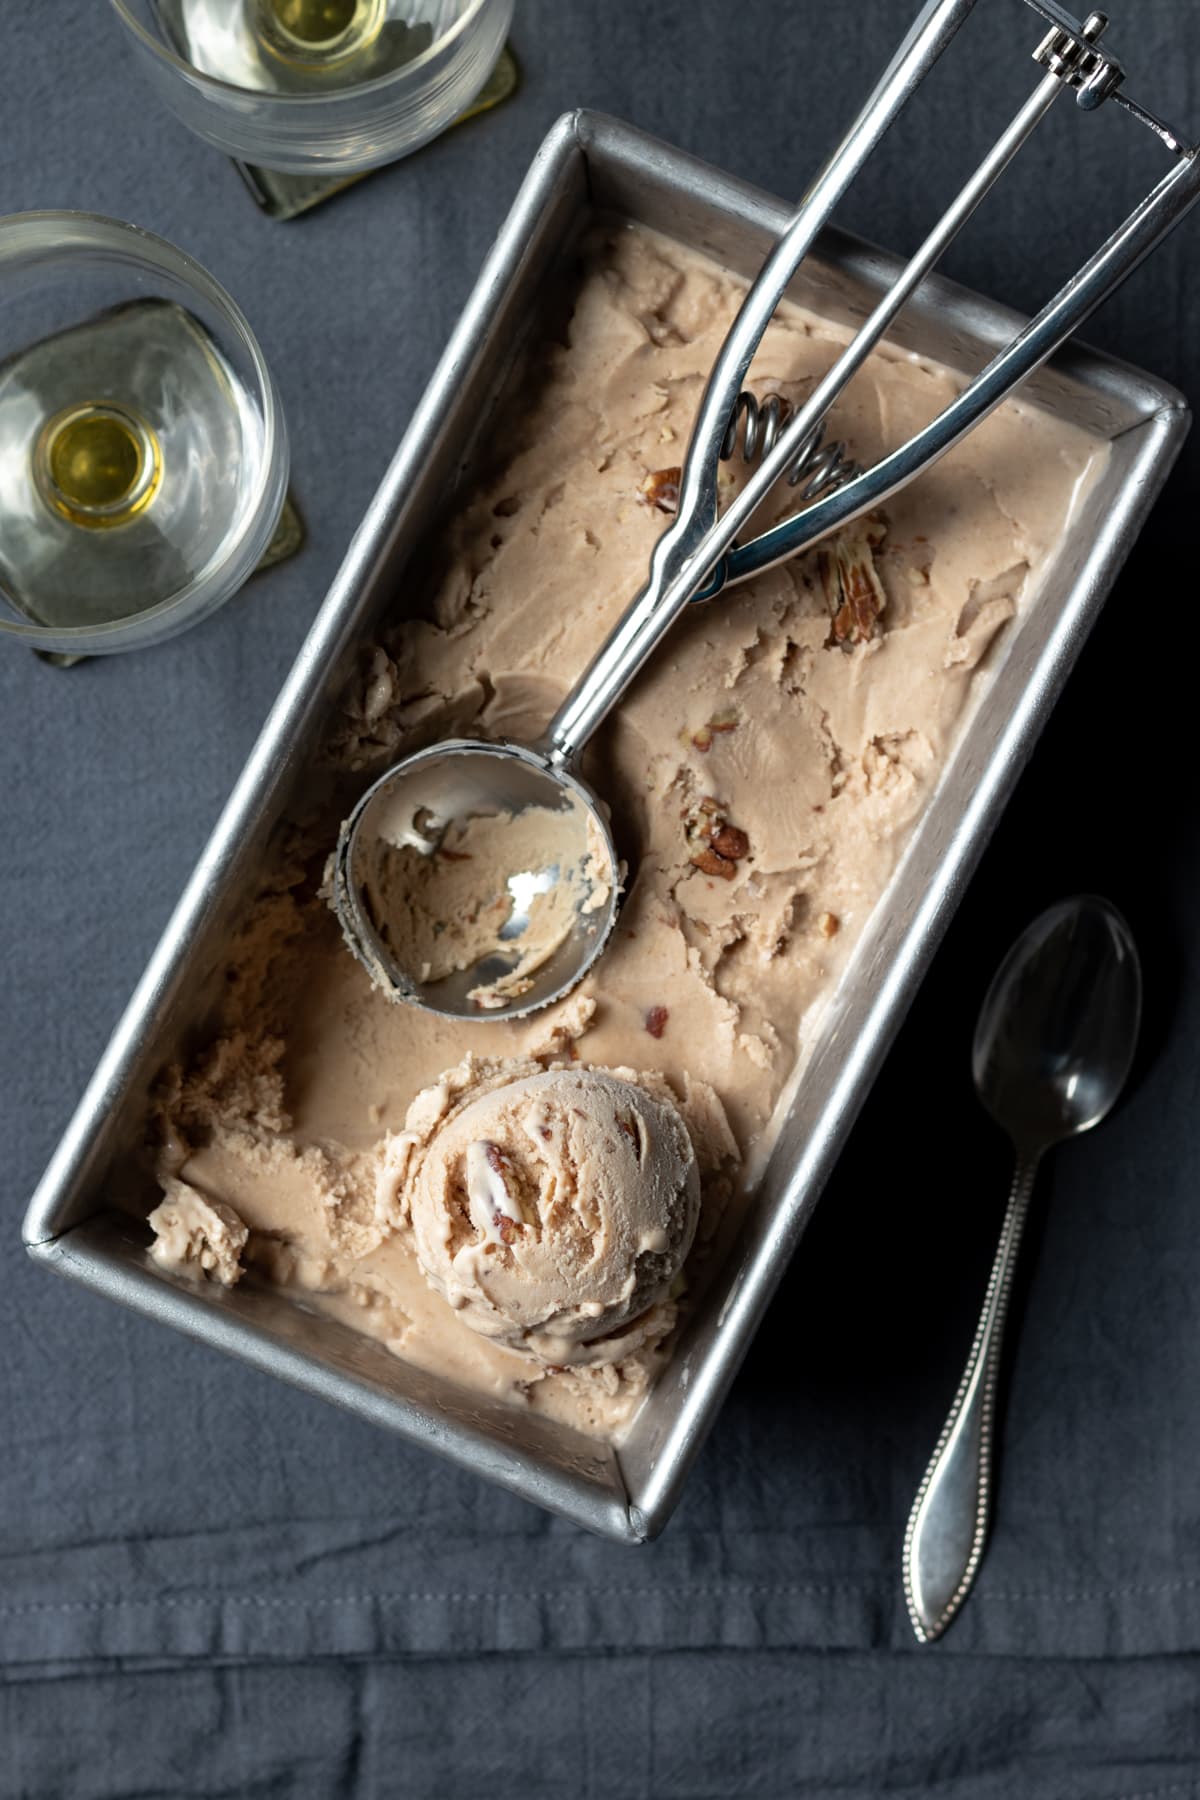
xmin=0 ymin=212 xmax=288 ymax=657
xmin=109 ymin=0 xmax=514 ymax=176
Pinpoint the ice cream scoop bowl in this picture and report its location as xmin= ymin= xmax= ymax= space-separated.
xmin=332 ymin=455 xmax=756 ymax=1021
xmin=331 ymin=738 xmax=620 ymax=1019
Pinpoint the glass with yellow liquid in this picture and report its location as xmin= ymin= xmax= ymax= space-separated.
xmin=0 ymin=213 xmax=288 ymax=655
xmin=109 ymin=0 xmax=513 ymax=176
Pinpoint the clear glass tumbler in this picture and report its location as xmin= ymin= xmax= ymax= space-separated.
xmin=0 ymin=212 xmax=288 ymax=657
xmin=108 ymin=0 xmax=514 ymax=175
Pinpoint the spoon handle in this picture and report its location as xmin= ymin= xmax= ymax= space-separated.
xmin=903 ymin=1150 xmax=1041 ymax=1642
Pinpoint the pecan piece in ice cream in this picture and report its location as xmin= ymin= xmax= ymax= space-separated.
xmin=644 ymin=1005 xmax=669 ymax=1040
xmin=685 ymin=796 xmax=751 ymax=880
xmin=465 ymin=1139 xmax=526 ymax=1245
xmin=819 ymin=518 xmax=888 ymax=646
xmin=640 ymin=466 xmax=682 ymax=513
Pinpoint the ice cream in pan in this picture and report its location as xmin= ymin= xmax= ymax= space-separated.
xmin=147 ymin=220 xmax=1105 ymax=1437
xmin=144 ymin=0 xmax=1200 ymax=1438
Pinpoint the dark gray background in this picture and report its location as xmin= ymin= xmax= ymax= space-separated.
xmin=5 ymin=2 xmax=1200 ymax=1795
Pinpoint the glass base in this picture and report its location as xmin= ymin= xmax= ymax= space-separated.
xmin=257 ymin=490 xmax=305 ymax=569
xmin=32 ymin=492 xmax=305 ymax=667
xmin=235 ymin=41 xmax=518 ymax=219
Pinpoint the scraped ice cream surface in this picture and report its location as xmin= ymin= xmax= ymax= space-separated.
xmin=148 ymin=1181 xmax=248 ymax=1288
xmin=146 ymin=222 xmax=1105 ymax=1440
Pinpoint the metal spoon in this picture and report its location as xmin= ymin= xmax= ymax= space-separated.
xmin=903 ymin=895 xmax=1142 ymax=1643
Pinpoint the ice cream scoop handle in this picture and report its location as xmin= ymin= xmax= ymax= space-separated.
xmin=902 ymin=1151 xmax=1040 ymax=1643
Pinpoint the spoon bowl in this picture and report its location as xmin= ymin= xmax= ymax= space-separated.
xmin=972 ymin=894 xmax=1143 ymax=1151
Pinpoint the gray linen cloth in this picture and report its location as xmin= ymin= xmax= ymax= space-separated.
xmin=4 ymin=0 xmax=1200 ymax=1792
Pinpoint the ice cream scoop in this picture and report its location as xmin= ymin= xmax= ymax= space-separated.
xmin=333 ymin=743 xmax=617 ymax=1017
xmin=332 ymin=0 xmax=1200 ymax=1022
xmin=405 ymin=1067 xmax=701 ymax=1365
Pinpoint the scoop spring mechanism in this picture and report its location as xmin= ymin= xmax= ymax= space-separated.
xmin=721 ymin=392 xmax=862 ymax=501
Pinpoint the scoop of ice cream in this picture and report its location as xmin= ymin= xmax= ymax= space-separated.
xmin=404 ymin=1066 xmax=700 ymax=1364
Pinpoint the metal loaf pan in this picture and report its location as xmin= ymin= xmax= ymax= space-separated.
xmin=22 ymin=111 xmax=1189 ymax=1543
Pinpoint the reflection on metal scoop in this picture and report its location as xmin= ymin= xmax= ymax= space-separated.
xmin=332 ymin=741 xmax=619 ymax=1020
xmin=334 ymin=0 xmax=1200 ymax=1019
xmin=500 ymin=866 xmax=559 ymax=942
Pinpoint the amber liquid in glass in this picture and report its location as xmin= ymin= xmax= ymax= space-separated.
xmin=0 ymin=301 xmax=260 ymax=629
